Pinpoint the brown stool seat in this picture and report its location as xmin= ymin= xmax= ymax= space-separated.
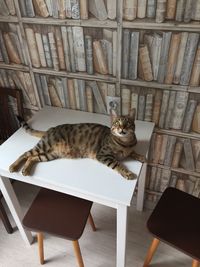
xmin=22 ymin=188 xmax=96 ymax=266
xmin=23 ymin=188 xmax=93 ymax=241
xmin=143 ymin=187 xmax=200 ymax=267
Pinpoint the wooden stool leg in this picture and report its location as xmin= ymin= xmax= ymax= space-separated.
xmin=0 ymin=200 xmax=13 ymax=234
xmin=73 ymin=240 xmax=84 ymax=267
xmin=88 ymin=213 xmax=96 ymax=231
xmin=37 ymin=232 xmax=44 ymax=265
xmin=143 ymin=238 xmax=160 ymax=267
xmin=192 ymin=260 xmax=200 ymax=267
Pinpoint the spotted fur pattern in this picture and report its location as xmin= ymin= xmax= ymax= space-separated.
xmin=9 ymin=110 xmax=146 ymax=179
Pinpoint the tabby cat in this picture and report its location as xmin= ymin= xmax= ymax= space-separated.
xmin=9 ymin=109 xmax=146 ymax=180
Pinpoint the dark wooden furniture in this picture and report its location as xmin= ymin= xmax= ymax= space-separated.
xmin=0 ymin=87 xmax=24 ymax=233
xmin=143 ymin=187 xmax=200 ymax=267
xmin=22 ymin=188 xmax=96 ymax=266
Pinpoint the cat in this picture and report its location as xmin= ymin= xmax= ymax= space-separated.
xmin=9 ymin=109 xmax=146 ymax=180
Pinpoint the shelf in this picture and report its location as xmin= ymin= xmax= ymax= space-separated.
xmin=0 ymin=63 xmax=29 ymax=72
xmin=149 ymin=162 xmax=200 ymax=178
xmin=21 ymin=17 xmax=117 ymax=28
xmin=32 ymin=68 xmax=117 ymax=83
xmin=123 ymin=19 xmax=200 ymax=32
xmin=155 ymin=128 xmax=200 ymax=140
xmin=0 ymin=15 xmax=18 ymax=23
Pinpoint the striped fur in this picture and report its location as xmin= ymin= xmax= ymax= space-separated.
xmin=10 ymin=110 xmax=145 ymax=179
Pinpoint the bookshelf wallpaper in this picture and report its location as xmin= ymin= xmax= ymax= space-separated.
xmin=0 ymin=0 xmax=200 ymax=205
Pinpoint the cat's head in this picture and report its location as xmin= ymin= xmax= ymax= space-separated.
xmin=110 ymin=109 xmax=136 ymax=138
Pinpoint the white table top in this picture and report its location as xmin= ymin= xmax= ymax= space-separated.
xmin=0 ymin=106 xmax=154 ymax=207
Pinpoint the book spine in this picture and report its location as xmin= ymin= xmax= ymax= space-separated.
xmin=112 ymin=30 xmax=117 ymax=76
xmin=156 ymin=0 xmax=167 ymax=23
xmin=88 ymin=0 xmax=108 ymax=21
xmin=48 ymin=31 xmax=60 ymax=71
xmin=184 ymin=0 xmax=193 ymax=22
xmin=23 ymin=72 xmax=37 ymax=105
xmin=18 ymin=0 xmax=27 ymax=16
xmin=152 ymin=90 xmax=162 ymax=125
xmin=154 ymin=167 xmax=162 ymax=191
xmin=122 ymin=88 xmax=131 ymax=116
xmin=144 ymin=93 xmax=153 ymax=122
xmin=34 ymin=73 xmax=45 ymax=107
xmin=55 ymin=27 xmax=66 ymax=70
xmin=45 ymin=0 xmax=53 ymax=16
xmin=147 ymin=0 xmax=156 ymax=18
xmin=164 ymin=90 xmax=176 ymax=129
xmin=192 ymin=0 xmax=200 ymax=20
xmin=166 ymin=0 xmax=177 ymax=19
xmin=101 ymin=39 xmax=112 ymax=75
xmin=0 ymin=30 xmax=9 ymax=64
xmin=40 ymin=75 xmax=51 ymax=105
xmin=71 ymin=0 xmax=80 ymax=19
xmin=25 ymin=27 xmax=41 ymax=67
xmin=106 ymin=0 xmax=116 ymax=20
xmin=139 ymin=45 xmax=153 ymax=81
xmin=137 ymin=95 xmax=146 ymax=121
xmin=79 ymin=0 xmax=88 ymax=19
xmin=52 ymin=0 xmax=58 ymax=18
xmin=42 ymin=34 xmax=53 ymax=68
xmin=137 ymin=0 xmax=147 ymax=18
xmin=5 ymin=0 xmax=16 ymax=15
xmin=183 ymin=139 xmax=195 ymax=171
xmin=61 ymin=77 xmax=70 ymax=108
xmin=148 ymin=166 xmax=157 ymax=190
xmin=123 ymin=0 xmax=137 ymax=20
xmin=72 ymin=26 xmax=86 ymax=72
xmin=158 ymin=90 xmax=170 ymax=128
xmin=192 ymin=104 xmax=200 ymax=134
xmin=48 ymin=83 xmax=62 ymax=107
xmin=128 ymin=31 xmax=139 ymax=80
xmin=182 ymin=99 xmax=197 ymax=133
xmin=160 ymin=169 xmax=171 ymax=192
xmin=131 ymin=92 xmax=138 ymax=118
xmin=35 ymin=32 xmax=47 ymax=67
xmin=58 ymin=0 xmax=66 ymax=19
xmin=78 ymin=79 xmax=87 ymax=111
xmin=65 ymin=0 xmax=72 ymax=18
xmin=152 ymin=134 xmax=163 ymax=163
xmin=171 ymin=141 xmax=183 ymax=168
xmin=86 ymin=85 xmax=94 ymax=113
xmin=8 ymin=31 xmax=24 ymax=64
xmin=35 ymin=0 xmax=49 ymax=17
xmin=85 ymin=35 xmax=94 ymax=75
xmin=61 ymin=26 xmax=71 ymax=71
xmin=87 ymin=81 xmax=107 ymax=114
xmin=159 ymin=134 xmax=168 ymax=164
xmin=173 ymin=32 xmax=189 ymax=84
xmin=93 ymin=40 xmax=108 ymax=75
xmin=164 ymin=33 xmax=181 ymax=84
xmin=67 ymin=78 xmax=76 ymax=109
xmin=3 ymin=32 xmax=21 ymax=64
xmin=163 ymin=135 xmax=176 ymax=166
xmin=25 ymin=0 xmax=35 ymax=17
xmin=171 ymin=92 xmax=189 ymax=130
xmin=175 ymin=0 xmax=186 ymax=21
xmin=157 ymin=31 xmax=172 ymax=83
xmin=73 ymin=79 xmax=80 ymax=109
xmin=122 ymin=29 xmax=131 ymax=79
xmin=55 ymin=78 xmax=66 ymax=108
xmin=67 ymin=26 xmax=76 ymax=72
xmin=180 ymin=33 xmax=199 ymax=85
xmin=151 ymin=34 xmax=163 ymax=80
xmin=169 ymin=173 xmax=178 ymax=187
xmin=190 ymin=42 xmax=200 ymax=86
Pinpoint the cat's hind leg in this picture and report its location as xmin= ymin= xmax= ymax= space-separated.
xmin=96 ymin=153 xmax=137 ymax=180
xmin=21 ymin=153 xmax=58 ymax=176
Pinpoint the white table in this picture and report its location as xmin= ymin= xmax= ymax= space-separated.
xmin=0 ymin=106 xmax=154 ymax=267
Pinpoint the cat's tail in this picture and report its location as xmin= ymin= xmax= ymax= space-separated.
xmin=17 ymin=116 xmax=46 ymax=138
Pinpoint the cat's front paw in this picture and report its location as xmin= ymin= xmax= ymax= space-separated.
xmin=138 ymin=155 xmax=147 ymax=163
xmin=22 ymin=168 xmax=30 ymax=176
xmin=9 ymin=164 xmax=17 ymax=173
xmin=122 ymin=170 xmax=137 ymax=180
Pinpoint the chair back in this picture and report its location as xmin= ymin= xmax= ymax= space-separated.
xmin=0 ymin=87 xmax=24 ymax=141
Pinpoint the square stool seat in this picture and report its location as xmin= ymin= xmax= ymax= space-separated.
xmin=23 ymin=188 xmax=93 ymax=241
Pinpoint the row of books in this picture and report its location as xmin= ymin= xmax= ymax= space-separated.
xmin=0 ymin=0 xmax=16 ymax=16
xmin=121 ymin=87 xmax=200 ymax=134
xmin=122 ymin=30 xmax=200 ymax=86
xmin=17 ymin=0 xmax=116 ymax=20
xmin=0 ymin=23 xmax=27 ymax=65
xmin=146 ymin=166 xmax=200 ymax=199
xmin=25 ymin=25 xmax=117 ymax=76
xmin=0 ymin=69 xmax=37 ymax=107
xmin=35 ymin=73 xmax=118 ymax=114
xmin=123 ymin=0 xmax=200 ymax=22
xmin=149 ymin=133 xmax=200 ymax=172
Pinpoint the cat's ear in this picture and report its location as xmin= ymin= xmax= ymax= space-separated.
xmin=110 ymin=108 xmax=118 ymax=123
xmin=129 ymin=108 xmax=136 ymax=120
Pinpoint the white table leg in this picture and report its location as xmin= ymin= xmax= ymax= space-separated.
xmin=0 ymin=176 xmax=33 ymax=245
xmin=136 ymin=163 xmax=147 ymax=211
xmin=116 ymin=204 xmax=128 ymax=267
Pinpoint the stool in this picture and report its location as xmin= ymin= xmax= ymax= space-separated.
xmin=23 ymin=188 xmax=96 ymax=266
xmin=143 ymin=187 xmax=200 ymax=267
